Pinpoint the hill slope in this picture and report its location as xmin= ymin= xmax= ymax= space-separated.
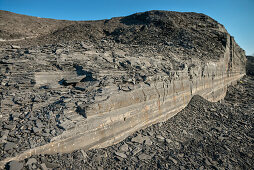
xmin=1 ymin=10 xmax=234 ymax=60
xmin=0 ymin=10 xmax=74 ymax=40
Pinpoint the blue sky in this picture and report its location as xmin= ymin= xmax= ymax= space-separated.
xmin=0 ymin=0 xmax=253 ymax=55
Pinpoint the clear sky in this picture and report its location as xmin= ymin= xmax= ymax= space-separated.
xmin=0 ymin=0 xmax=253 ymax=55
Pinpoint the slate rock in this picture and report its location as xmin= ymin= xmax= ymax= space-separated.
xmin=168 ymin=156 xmax=178 ymax=164
xmin=33 ymin=127 xmax=41 ymax=133
xmin=119 ymin=143 xmax=129 ymax=152
xmin=63 ymin=76 xmax=85 ymax=85
xmin=11 ymin=45 xmax=21 ymax=49
xmin=138 ymin=153 xmax=152 ymax=160
xmin=45 ymin=162 xmax=59 ymax=168
xmin=26 ymin=49 xmax=37 ymax=54
xmin=156 ymin=135 xmax=165 ymax=142
xmin=80 ymin=149 xmax=88 ymax=159
xmin=132 ymin=147 xmax=142 ymax=156
xmin=0 ymin=130 xmax=9 ymax=143
xmin=55 ymin=49 xmax=64 ymax=54
xmin=40 ymin=163 xmax=48 ymax=170
xmin=4 ymin=142 xmax=17 ymax=151
xmin=75 ymin=82 xmax=87 ymax=91
xmin=4 ymin=124 xmax=16 ymax=130
xmin=131 ymin=134 xmax=145 ymax=144
xmin=165 ymin=138 xmax=173 ymax=144
xmin=26 ymin=158 xmax=37 ymax=165
xmin=36 ymin=121 xmax=44 ymax=128
xmin=8 ymin=160 xmax=23 ymax=170
xmin=42 ymin=133 xmax=49 ymax=137
xmin=115 ymin=152 xmax=127 ymax=159
xmin=205 ymin=158 xmax=212 ymax=166
xmin=97 ymin=167 xmax=103 ymax=170
xmin=144 ymin=136 xmax=153 ymax=146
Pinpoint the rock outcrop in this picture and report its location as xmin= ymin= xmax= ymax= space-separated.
xmin=246 ymin=56 xmax=254 ymax=75
xmin=0 ymin=10 xmax=246 ymax=167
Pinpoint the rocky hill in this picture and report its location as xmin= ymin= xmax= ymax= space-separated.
xmin=1 ymin=10 xmax=234 ymax=60
xmin=0 ymin=10 xmax=251 ymax=169
xmin=0 ymin=10 xmax=74 ymax=40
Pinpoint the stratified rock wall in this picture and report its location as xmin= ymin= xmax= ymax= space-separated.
xmin=246 ymin=56 xmax=254 ymax=75
xmin=0 ymin=33 xmax=245 ymax=167
xmin=0 ymin=10 xmax=246 ymax=167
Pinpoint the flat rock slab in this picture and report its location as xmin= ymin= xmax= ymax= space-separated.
xmin=8 ymin=161 xmax=23 ymax=170
xmin=4 ymin=142 xmax=17 ymax=151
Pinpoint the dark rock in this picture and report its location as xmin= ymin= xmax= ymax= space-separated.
xmin=3 ymin=124 xmax=16 ymax=130
xmin=205 ymin=158 xmax=212 ymax=166
xmin=97 ymin=167 xmax=103 ymax=170
xmin=0 ymin=130 xmax=9 ymax=143
xmin=168 ymin=156 xmax=178 ymax=164
xmin=246 ymin=56 xmax=254 ymax=75
xmin=45 ymin=162 xmax=59 ymax=168
xmin=0 ymin=10 xmax=251 ymax=170
xmin=62 ymin=76 xmax=85 ymax=86
xmin=4 ymin=142 xmax=17 ymax=151
xmin=7 ymin=160 xmax=23 ymax=170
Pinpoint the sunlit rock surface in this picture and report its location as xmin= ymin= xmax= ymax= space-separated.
xmin=0 ymin=10 xmax=246 ymax=167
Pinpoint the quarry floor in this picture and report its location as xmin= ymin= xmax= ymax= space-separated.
xmin=4 ymin=75 xmax=254 ymax=170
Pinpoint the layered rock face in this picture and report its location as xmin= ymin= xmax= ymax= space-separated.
xmin=246 ymin=56 xmax=254 ymax=75
xmin=0 ymin=10 xmax=246 ymax=166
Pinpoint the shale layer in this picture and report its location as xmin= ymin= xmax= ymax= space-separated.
xmin=0 ymin=10 xmax=246 ymax=168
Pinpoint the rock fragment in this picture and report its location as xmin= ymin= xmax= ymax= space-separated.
xmin=40 ymin=163 xmax=48 ymax=170
xmin=114 ymin=152 xmax=127 ymax=159
xmin=156 ymin=135 xmax=165 ymax=142
xmin=138 ymin=153 xmax=152 ymax=160
xmin=119 ymin=143 xmax=129 ymax=152
xmin=165 ymin=138 xmax=173 ymax=144
xmin=4 ymin=142 xmax=17 ymax=151
xmin=3 ymin=124 xmax=16 ymax=130
xmin=26 ymin=158 xmax=37 ymax=165
xmin=132 ymin=147 xmax=142 ymax=156
xmin=131 ymin=134 xmax=145 ymax=144
xmin=11 ymin=45 xmax=20 ymax=49
xmin=32 ymin=127 xmax=41 ymax=133
xmin=168 ymin=156 xmax=178 ymax=164
xmin=7 ymin=161 xmax=23 ymax=170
